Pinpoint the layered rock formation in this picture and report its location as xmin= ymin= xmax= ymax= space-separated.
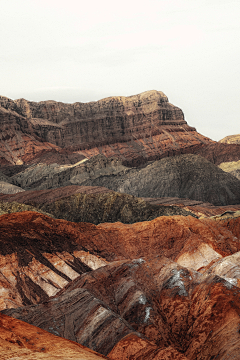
xmin=195 ymin=142 xmax=240 ymax=165
xmin=0 ymin=313 xmax=108 ymax=359
xmin=143 ymin=196 xmax=240 ymax=217
xmin=0 ymin=211 xmax=239 ymax=311
xmin=2 ymin=211 xmax=240 ymax=358
xmin=0 ymin=181 xmax=24 ymax=194
xmin=0 ymin=186 xmax=196 ymax=224
xmin=0 ymin=105 xmax=61 ymax=165
xmin=0 ymin=91 xmax=213 ymax=166
xmin=5 ymin=154 xmax=240 ymax=206
xmin=219 ymin=159 xmax=240 ymax=180
xmin=0 ymin=201 xmax=53 ymax=217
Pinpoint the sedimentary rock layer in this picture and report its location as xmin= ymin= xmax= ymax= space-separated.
xmin=5 ymin=154 xmax=240 ymax=206
xmin=2 ymin=211 xmax=240 ymax=358
xmin=5 ymin=251 xmax=240 ymax=359
xmin=195 ymin=142 xmax=240 ymax=165
xmin=0 ymin=186 xmax=196 ymax=224
xmin=0 ymin=313 xmax=108 ymax=360
xmin=0 ymin=211 xmax=240 ymax=310
xmin=0 ymin=106 xmax=61 ymax=165
xmin=0 ymin=91 xmax=213 ymax=166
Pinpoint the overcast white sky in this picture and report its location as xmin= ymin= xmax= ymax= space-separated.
xmin=0 ymin=0 xmax=239 ymax=140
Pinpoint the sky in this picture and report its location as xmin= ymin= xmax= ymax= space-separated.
xmin=0 ymin=0 xmax=239 ymax=141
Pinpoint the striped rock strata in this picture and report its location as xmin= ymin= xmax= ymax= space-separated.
xmin=0 ymin=90 xmax=212 ymax=166
xmin=2 ymin=212 xmax=240 ymax=358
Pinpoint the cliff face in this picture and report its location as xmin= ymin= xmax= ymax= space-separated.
xmin=0 ymin=105 xmax=61 ymax=165
xmin=0 ymin=91 xmax=213 ymax=166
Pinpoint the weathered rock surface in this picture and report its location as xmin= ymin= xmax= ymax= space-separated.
xmin=0 ymin=181 xmax=24 ymax=194
xmin=0 ymin=171 xmax=11 ymax=183
xmin=5 ymin=253 xmax=240 ymax=359
xmin=108 ymin=334 xmax=189 ymax=360
xmin=0 ymin=211 xmax=110 ymax=310
xmin=0 ymin=201 xmax=53 ymax=217
xmin=219 ymin=159 xmax=240 ymax=181
xmin=0 ymin=313 xmax=108 ymax=359
xmin=3 ymin=286 xmax=139 ymax=356
xmin=143 ymin=196 xmax=240 ymax=217
xmin=37 ymin=192 xmax=195 ymax=224
xmin=10 ymin=158 xmax=88 ymax=190
xmin=0 ymin=91 xmax=213 ymax=166
xmin=0 ymin=211 xmax=240 ymax=312
xmin=219 ymin=134 xmax=240 ymax=145
xmin=195 ymin=142 xmax=240 ymax=165
xmin=0 ymin=105 xmax=61 ymax=165
xmin=2 ymin=212 xmax=240 ymax=358
xmin=57 ymin=154 xmax=240 ymax=206
xmin=0 ymin=185 xmax=112 ymax=204
xmin=6 ymin=153 xmax=240 ymax=206
xmin=0 ymin=185 xmax=196 ymax=224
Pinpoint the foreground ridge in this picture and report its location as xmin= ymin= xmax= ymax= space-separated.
xmin=1 ymin=211 xmax=240 ymax=358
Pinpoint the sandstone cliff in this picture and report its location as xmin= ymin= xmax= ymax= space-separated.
xmin=0 ymin=91 xmax=213 ymax=166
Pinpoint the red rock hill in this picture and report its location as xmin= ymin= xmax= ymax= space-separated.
xmin=0 ymin=90 xmax=213 ymax=166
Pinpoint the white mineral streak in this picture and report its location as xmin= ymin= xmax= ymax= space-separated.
xmin=76 ymin=306 xmax=110 ymax=343
xmin=206 ymin=251 xmax=240 ymax=288
xmin=139 ymin=294 xmax=147 ymax=305
xmin=144 ymin=307 xmax=152 ymax=323
xmin=44 ymin=252 xmax=79 ymax=280
xmin=73 ymin=250 xmax=108 ymax=270
xmin=168 ymin=269 xmax=188 ymax=296
xmin=177 ymin=243 xmax=222 ymax=270
xmin=23 ymin=257 xmax=68 ymax=297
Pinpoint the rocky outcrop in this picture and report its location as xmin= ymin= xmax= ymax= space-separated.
xmin=37 ymin=191 xmax=195 ymax=224
xmin=0 ymin=186 xmax=196 ymax=224
xmin=5 ymin=252 xmax=240 ymax=359
xmin=10 ymin=158 xmax=88 ymax=190
xmin=2 ymin=211 xmax=240 ymax=358
xmin=0 ymin=181 xmax=24 ymax=194
xmin=0 ymin=91 xmax=213 ymax=166
xmin=0 ymin=211 xmax=240 ymax=311
xmin=219 ymin=159 xmax=240 ymax=180
xmin=143 ymin=196 xmax=240 ymax=217
xmin=0 ymin=105 xmax=62 ymax=165
xmin=0 ymin=201 xmax=53 ymax=217
xmin=109 ymin=335 xmax=189 ymax=360
xmin=0 ymin=211 xmax=109 ymax=310
xmin=0 ymin=313 xmax=108 ymax=360
xmin=219 ymin=134 xmax=240 ymax=144
xmin=195 ymin=142 xmax=240 ymax=165
xmin=0 ymin=185 xmax=112 ymax=204
xmin=58 ymin=154 xmax=240 ymax=206
xmin=6 ymin=154 xmax=240 ymax=206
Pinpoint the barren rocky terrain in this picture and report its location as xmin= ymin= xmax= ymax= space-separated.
xmin=1 ymin=211 xmax=240 ymax=359
xmin=1 ymin=90 xmax=240 ymax=359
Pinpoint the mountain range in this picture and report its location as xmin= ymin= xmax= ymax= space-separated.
xmin=1 ymin=90 xmax=240 ymax=359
